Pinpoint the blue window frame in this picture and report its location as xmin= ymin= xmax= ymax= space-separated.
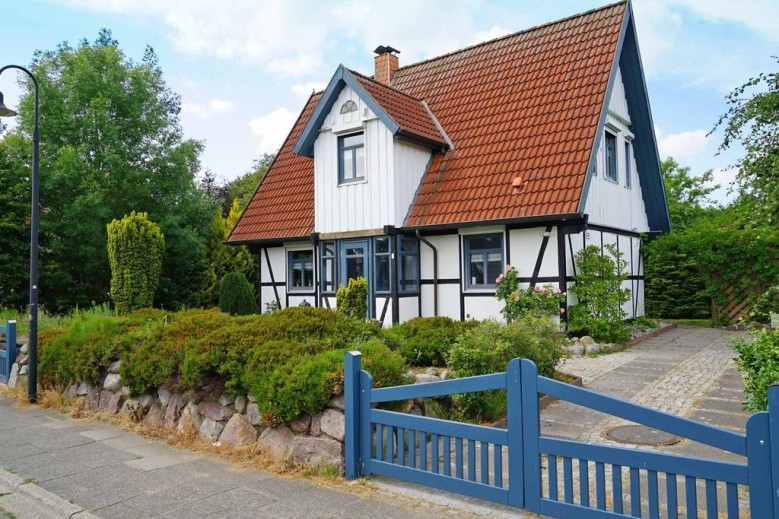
xmin=398 ymin=236 xmax=419 ymax=293
xmin=624 ymin=140 xmax=632 ymax=188
xmin=288 ymin=250 xmax=314 ymax=292
xmin=464 ymin=234 xmax=503 ymax=290
xmin=338 ymin=132 xmax=365 ymax=184
xmin=605 ymin=132 xmax=617 ymax=182
xmin=373 ymin=237 xmax=391 ymax=294
xmin=320 ymin=241 xmax=336 ymax=293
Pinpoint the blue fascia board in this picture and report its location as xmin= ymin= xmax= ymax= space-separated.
xmin=293 ymin=65 xmax=400 ymax=157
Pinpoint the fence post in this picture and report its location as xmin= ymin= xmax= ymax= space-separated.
xmin=506 ymin=358 xmax=524 ymax=508
xmin=344 ymin=351 xmax=362 ymax=480
xmin=520 ymin=359 xmax=542 ymax=513
xmin=769 ymin=385 xmax=779 ymax=516
xmin=359 ymin=369 xmax=374 ymax=477
xmin=746 ymin=410 xmax=774 ymax=517
xmin=5 ymin=321 xmax=15 ymax=382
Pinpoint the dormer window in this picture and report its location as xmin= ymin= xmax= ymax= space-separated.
xmin=339 ymin=100 xmax=358 ymax=114
xmin=338 ymin=132 xmax=365 ymax=184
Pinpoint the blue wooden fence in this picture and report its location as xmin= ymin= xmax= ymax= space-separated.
xmin=0 ymin=320 xmax=17 ymax=385
xmin=344 ymin=352 xmax=779 ymax=518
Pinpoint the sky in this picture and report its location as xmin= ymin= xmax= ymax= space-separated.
xmin=2 ymin=0 xmax=778 ymax=204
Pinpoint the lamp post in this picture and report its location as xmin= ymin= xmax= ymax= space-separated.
xmin=0 ymin=65 xmax=40 ymax=403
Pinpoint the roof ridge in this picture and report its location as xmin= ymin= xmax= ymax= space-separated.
xmin=346 ymin=67 xmax=424 ymax=103
xmin=395 ymin=0 xmax=627 ymax=74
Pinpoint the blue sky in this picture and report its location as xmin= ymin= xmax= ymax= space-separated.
xmin=2 ymin=0 xmax=778 ymax=203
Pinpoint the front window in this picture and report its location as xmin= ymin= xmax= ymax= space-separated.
xmin=605 ymin=132 xmax=617 ymax=182
xmin=374 ymin=237 xmax=391 ymax=293
xmin=398 ymin=236 xmax=419 ymax=293
xmin=288 ymin=250 xmax=314 ymax=292
xmin=465 ymin=234 xmax=503 ymax=290
xmin=338 ymin=132 xmax=365 ymax=184
xmin=320 ymin=242 xmax=336 ymax=293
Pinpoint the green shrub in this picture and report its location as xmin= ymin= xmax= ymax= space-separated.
xmin=734 ymin=329 xmax=779 ymax=411
xmin=748 ymin=285 xmax=779 ymax=324
xmin=336 ymin=276 xmax=368 ymax=319
xmin=644 ymin=236 xmax=710 ymax=319
xmin=382 ymin=316 xmax=478 ymax=366
xmin=446 ymin=317 xmax=566 ymax=422
xmin=496 ymin=266 xmax=565 ymax=321
xmin=107 ymin=211 xmax=165 ymax=315
xmin=569 ymin=244 xmax=631 ymax=343
xmin=219 ymin=272 xmax=259 ymax=316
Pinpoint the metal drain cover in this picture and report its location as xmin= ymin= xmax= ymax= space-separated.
xmin=604 ymin=425 xmax=681 ymax=446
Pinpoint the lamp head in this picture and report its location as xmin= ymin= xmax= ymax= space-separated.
xmin=0 ymin=91 xmax=18 ymax=117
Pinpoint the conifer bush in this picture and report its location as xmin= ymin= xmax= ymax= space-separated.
xmin=106 ymin=211 xmax=165 ymax=315
xmin=336 ymin=277 xmax=368 ymax=319
xmin=218 ymin=272 xmax=258 ymax=316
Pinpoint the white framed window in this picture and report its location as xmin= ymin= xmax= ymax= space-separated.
xmin=338 ymin=132 xmax=365 ymax=184
xmin=288 ymin=250 xmax=314 ymax=292
xmin=604 ymin=131 xmax=617 ymax=183
xmin=464 ymin=233 xmax=503 ymax=290
xmin=624 ymin=139 xmax=632 ymax=188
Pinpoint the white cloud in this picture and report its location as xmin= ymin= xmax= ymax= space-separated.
xmin=655 ymin=125 xmax=710 ymax=158
xmin=467 ymin=26 xmax=509 ymax=46
xmin=669 ymin=0 xmax=779 ymax=42
xmin=249 ymin=107 xmax=298 ymax=154
xmin=291 ymin=82 xmax=327 ymax=97
xmin=181 ymin=97 xmax=235 ymax=119
xmin=707 ymin=166 xmax=738 ymax=204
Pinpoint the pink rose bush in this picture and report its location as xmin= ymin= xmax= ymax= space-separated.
xmin=495 ymin=266 xmax=566 ymax=322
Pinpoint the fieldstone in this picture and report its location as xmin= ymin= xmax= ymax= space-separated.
xmin=177 ymin=403 xmax=202 ymax=435
xmin=7 ymin=363 xmax=19 ymax=389
xmin=143 ymin=403 xmax=165 ymax=428
xmin=565 ymin=344 xmax=584 ymax=356
xmin=199 ymin=401 xmax=234 ymax=422
xmin=19 ymin=343 xmax=28 ymax=355
xmin=414 ymin=373 xmax=440 ymax=384
xmin=107 ymin=360 xmax=122 ymax=374
xmin=326 ymin=394 xmax=345 ymax=411
xmin=310 ymin=412 xmax=322 ymax=436
xmin=257 ymin=426 xmax=294 ymax=459
xmin=103 ymin=373 xmax=122 ymax=391
xmin=199 ymin=418 xmax=225 ymax=441
xmin=19 ymin=365 xmax=28 ymax=376
xmin=425 ymin=367 xmax=438 ymax=376
xmin=218 ymin=414 xmax=258 ymax=447
xmin=120 ymin=386 xmax=131 ymax=397
xmin=98 ymin=390 xmax=123 ymax=414
xmin=182 ymin=389 xmax=202 ymax=405
xmin=245 ymin=403 xmax=261 ymax=426
xmin=403 ymin=370 xmax=415 ymax=380
xmin=584 ymin=343 xmax=601 ymax=355
xmin=164 ymin=393 xmax=185 ymax=428
xmin=234 ymin=395 xmax=248 ymax=414
xmin=63 ymin=384 xmax=78 ymax=402
xmin=120 ymin=399 xmax=143 ymax=421
xmin=290 ymin=413 xmax=311 ymax=434
xmin=408 ymin=405 xmax=423 ymax=416
xmin=16 ymin=354 xmax=28 ymax=366
xmin=320 ymin=409 xmax=345 ymax=442
xmin=158 ymin=387 xmax=172 ymax=407
xmin=86 ymin=388 xmax=101 ymax=410
xmin=76 ymin=381 xmax=92 ymax=396
xmin=291 ymin=436 xmax=343 ymax=470
xmin=247 ymin=393 xmax=257 ymax=403
xmin=439 ymin=369 xmax=451 ymax=380
xmin=580 ymin=336 xmax=597 ymax=347
xmin=137 ymin=394 xmax=155 ymax=409
xmin=75 ymin=396 xmax=87 ymax=408
xmin=218 ymin=393 xmax=234 ymax=407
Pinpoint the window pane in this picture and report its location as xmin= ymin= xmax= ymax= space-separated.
xmin=342 ymin=150 xmax=354 ymax=180
xmin=624 ymin=141 xmax=631 ymax=187
xmin=375 ymin=255 xmax=390 ymax=292
xmin=292 ymin=264 xmax=303 ymax=288
xmin=343 ymin=133 xmax=363 ymax=147
xmin=468 ymin=235 xmax=501 ymax=251
xmin=291 ymin=250 xmax=313 ymax=260
xmin=303 ymin=261 xmax=314 ymax=288
xmin=345 ymin=256 xmax=364 ymax=281
xmin=374 ymin=237 xmax=389 ymax=254
xmin=487 ymin=253 xmax=502 ymax=285
xmin=354 ymin=146 xmax=365 ymax=178
xmin=400 ymin=255 xmax=418 ymax=292
xmin=323 ymin=242 xmax=335 ymax=258
xmin=605 ymin=133 xmax=617 ymax=181
xmin=469 ymin=253 xmax=485 ymax=286
xmin=345 ymin=247 xmax=363 ymax=256
xmin=400 ymin=237 xmax=418 ymax=253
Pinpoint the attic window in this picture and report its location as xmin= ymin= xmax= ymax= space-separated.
xmin=339 ymin=100 xmax=358 ymax=114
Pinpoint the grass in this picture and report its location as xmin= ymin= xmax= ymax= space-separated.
xmin=0 ymin=303 xmax=114 ymax=337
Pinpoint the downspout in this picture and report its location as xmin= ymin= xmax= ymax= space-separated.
xmin=415 ymin=230 xmax=438 ymax=316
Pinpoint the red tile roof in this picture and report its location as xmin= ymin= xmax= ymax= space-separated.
xmin=350 ymin=70 xmax=447 ymax=147
xmin=230 ymin=1 xmax=626 ymax=242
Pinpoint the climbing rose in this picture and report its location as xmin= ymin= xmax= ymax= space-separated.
xmin=513 ymin=294 xmax=520 ymax=302
xmin=560 ymin=307 xmax=566 ymax=314
xmin=496 ymin=274 xmax=503 ymax=283
xmin=553 ymin=287 xmax=560 ymax=294
xmin=543 ymin=288 xmax=548 ymax=295
xmin=534 ymin=286 xmax=541 ymax=292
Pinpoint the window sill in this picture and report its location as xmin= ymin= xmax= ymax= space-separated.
xmin=338 ymin=177 xmax=367 ymax=187
xmin=464 ymin=287 xmax=497 ymax=293
xmin=288 ymin=288 xmax=315 ymax=294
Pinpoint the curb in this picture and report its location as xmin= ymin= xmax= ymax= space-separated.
xmin=623 ymin=322 xmax=678 ymax=348
xmin=0 ymin=469 xmax=99 ymax=519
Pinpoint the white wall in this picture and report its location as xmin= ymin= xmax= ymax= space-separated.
xmin=584 ymin=67 xmax=650 ymax=233
xmin=313 ymin=85 xmax=432 ymax=234
xmin=398 ymin=297 xmax=420 ymax=323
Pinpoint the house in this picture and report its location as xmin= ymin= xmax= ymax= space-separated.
xmin=227 ymin=0 xmax=670 ymax=325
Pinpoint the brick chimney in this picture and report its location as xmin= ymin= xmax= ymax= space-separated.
xmin=374 ymin=45 xmax=400 ymax=85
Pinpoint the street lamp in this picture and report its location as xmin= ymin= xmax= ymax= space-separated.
xmin=0 ymin=65 xmax=40 ymax=403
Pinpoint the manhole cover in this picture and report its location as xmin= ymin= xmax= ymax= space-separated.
xmin=604 ymin=425 xmax=681 ymax=446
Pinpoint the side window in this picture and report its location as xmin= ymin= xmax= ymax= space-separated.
xmin=288 ymin=250 xmax=314 ymax=292
xmin=605 ymin=131 xmax=617 ymax=182
xmin=624 ymin=140 xmax=632 ymax=188
xmin=320 ymin=242 xmax=336 ymax=293
xmin=464 ymin=234 xmax=503 ymax=290
xmin=338 ymin=132 xmax=365 ymax=184
xmin=398 ymin=236 xmax=419 ymax=293
xmin=374 ymin=237 xmax=391 ymax=294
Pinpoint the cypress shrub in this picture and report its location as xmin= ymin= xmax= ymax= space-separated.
xmin=106 ymin=211 xmax=165 ymax=315
xmin=219 ymin=272 xmax=258 ymax=316
xmin=336 ymin=276 xmax=368 ymax=319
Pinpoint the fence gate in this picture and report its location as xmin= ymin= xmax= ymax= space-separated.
xmin=344 ymin=352 xmax=779 ymax=519
xmin=0 ymin=320 xmax=16 ymax=385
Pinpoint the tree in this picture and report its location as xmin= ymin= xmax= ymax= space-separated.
xmin=225 ymin=153 xmax=275 ymax=212
xmin=712 ymin=58 xmax=779 ymax=224
xmin=107 ymin=212 xmax=164 ymax=314
xmin=661 ymin=157 xmax=719 ymax=232
xmin=4 ymin=30 xmax=216 ymax=311
xmin=218 ymin=272 xmax=258 ymax=316
xmin=0 ymin=135 xmax=32 ymax=309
